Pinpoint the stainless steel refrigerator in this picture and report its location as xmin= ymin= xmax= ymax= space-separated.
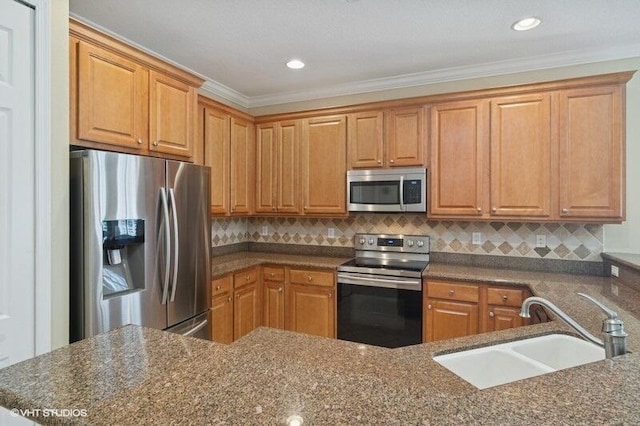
xmin=70 ymin=149 xmax=211 ymax=342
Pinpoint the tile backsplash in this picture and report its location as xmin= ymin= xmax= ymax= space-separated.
xmin=212 ymin=214 xmax=603 ymax=262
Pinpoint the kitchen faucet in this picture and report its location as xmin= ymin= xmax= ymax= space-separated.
xmin=520 ymin=293 xmax=628 ymax=359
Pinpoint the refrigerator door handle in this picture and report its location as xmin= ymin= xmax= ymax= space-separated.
xmin=182 ymin=318 xmax=208 ymax=337
xmin=160 ymin=188 xmax=171 ymax=305
xmin=168 ymin=188 xmax=180 ymax=302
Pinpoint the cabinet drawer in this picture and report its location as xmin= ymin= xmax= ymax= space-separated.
xmin=212 ymin=275 xmax=232 ymax=296
xmin=289 ymin=269 xmax=334 ymax=287
xmin=487 ymin=287 xmax=527 ymax=307
xmin=427 ymin=281 xmax=479 ymax=303
xmin=262 ymin=266 xmax=285 ymax=282
xmin=234 ymin=268 xmax=259 ymax=288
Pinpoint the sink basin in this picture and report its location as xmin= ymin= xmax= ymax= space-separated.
xmin=433 ymin=334 xmax=605 ymax=389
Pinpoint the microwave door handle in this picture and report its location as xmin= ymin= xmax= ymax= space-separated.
xmin=399 ymin=175 xmax=405 ymax=211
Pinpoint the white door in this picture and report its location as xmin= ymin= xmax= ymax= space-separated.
xmin=0 ymin=0 xmax=36 ymax=369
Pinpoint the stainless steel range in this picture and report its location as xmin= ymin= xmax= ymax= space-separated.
xmin=337 ymin=233 xmax=430 ymax=348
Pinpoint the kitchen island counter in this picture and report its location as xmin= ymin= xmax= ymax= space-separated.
xmin=2 ymin=263 xmax=640 ymax=424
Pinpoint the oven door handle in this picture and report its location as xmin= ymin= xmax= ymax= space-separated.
xmin=337 ymin=273 xmax=422 ymax=291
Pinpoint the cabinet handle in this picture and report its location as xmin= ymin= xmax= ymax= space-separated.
xmin=304 ymin=206 xmax=308 ymax=210
xmin=502 ymin=295 xmax=508 ymax=301
xmin=491 ymin=207 xmax=497 ymax=213
xmin=562 ymin=208 xmax=569 ymax=214
xmin=227 ymin=297 xmax=232 ymax=303
xmin=327 ymin=292 xmax=332 ymax=298
xmin=278 ymin=287 xmax=283 ymax=292
xmin=448 ymin=290 xmax=454 ymax=296
xmin=390 ymin=159 xmax=395 ymax=163
xmin=272 ymin=206 xmax=276 ymax=211
xmin=270 ymin=273 xmax=275 ymax=278
xmin=215 ymin=285 xmax=221 ymax=291
xmin=245 ymin=275 xmax=250 ymax=281
xmin=137 ymin=138 xmax=143 ymax=145
xmin=236 ymin=294 xmax=240 ymax=298
xmin=307 ymin=276 xmax=313 ymax=282
xmin=476 ymin=207 xmax=482 ymax=213
xmin=489 ymin=311 xmax=495 ymax=318
xmin=427 ymin=304 xmax=432 ymax=310
xmin=377 ymin=160 xmax=382 ymax=164
xmin=152 ymin=141 xmax=159 ymax=147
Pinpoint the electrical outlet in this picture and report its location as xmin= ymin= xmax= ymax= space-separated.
xmin=535 ymin=235 xmax=546 ymax=248
xmin=327 ymin=227 xmax=336 ymax=238
xmin=261 ymin=225 xmax=269 ymax=236
xmin=611 ymin=283 xmax=619 ymax=297
xmin=472 ymin=232 xmax=481 ymax=245
xmin=611 ymin=265 xmax=619 ymax=277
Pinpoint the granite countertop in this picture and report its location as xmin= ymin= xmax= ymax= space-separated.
xmin=2 ymin=261 xmax=640 ymax=424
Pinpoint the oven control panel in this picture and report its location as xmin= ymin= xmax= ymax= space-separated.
xmin=355 ymin=233 xmax=430 ymax=254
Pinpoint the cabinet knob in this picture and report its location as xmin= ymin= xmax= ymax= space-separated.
xmin=278 ymin=287 xmax=283 ymax=292
xmin=377 ymin=160 xmax=382 ymax=164
xmin=491 ymin=207 xmax=497 ymax=213
xmin=489 ymin=311 xmax=495 ymax=318
xmin=227 ymin=297 xmax=232 ymax=303
xmin=390 ymin=159 xmax=395 ymax=163
xmin=448 ymin=290 xmax=455 ymax=296
xmin=562 ymin=208 xmax=569 ymax=214
xmin=307 ymin=276 xmax=313 ymax=282
xmin=427 ymin=304 xmax=432 ymax=310
xmin=137 ymin=138 xmax=143 ymax=145
xmin=304 ymin=206 xmax=308 ymax=210
xmin=476 ymin=207 xmax=482 ymax=213
xmin=502 ymin=295 xmax=508 ymax=301
xmin=236 ymin=293 xmax=240 ymax=298
xmin=245 ymin=275 xmax=250 ymax=281
xmin=270 ymin=273 xmax=275 ymax=278
xmin=152 ymin=141 xmax=158 ymax=147
xmin=328 ymin=292 xmax=332 ymax=298
xmin=215 ymin=285 xmax=221 ymax=291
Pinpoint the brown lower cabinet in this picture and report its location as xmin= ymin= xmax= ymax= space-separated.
xmin=424 ymin=279 xmax=534 ymax=343
xmin=210 ymin=275 xmax=234 ymax=344
xmin=263 ymin=266 xmax=286 ymax=330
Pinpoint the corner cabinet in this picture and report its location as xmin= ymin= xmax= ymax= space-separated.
xmin=69 ymin=19 xmax=202 ymax=160
xmin=301 ymin=115 xmax=347 ymax=216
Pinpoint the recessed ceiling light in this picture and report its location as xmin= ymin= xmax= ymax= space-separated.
xmin=286 ymin=59 xmax=305 ymax=70
xmin=512 ymin=17 xmax=542 ymax=31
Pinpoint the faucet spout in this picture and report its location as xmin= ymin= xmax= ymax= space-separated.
xmin=520 ymin=294 xmax=628 ymax=359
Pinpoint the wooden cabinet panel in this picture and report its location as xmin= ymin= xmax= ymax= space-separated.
xmin=558 ymin=86 xmax=624 ymax=220
xmin=301 ymin=115 xmax=347 ymax=215
xmin=203 ymin=107 xmax=230 ymax=215
xmin=289 ymin=269 xmax=335 ymax=287
xmin=425 ymin=299 xmax=478 ymax=342
xmin=484 ymin=306 xmax=525 ymax=332
xmin=256 ymin=123 xmax=277 ymax=213
xmin=347 ymin=111 xmax=384 ymax=168
xmin=264 ymin=281 xmax=285 ymax=330
xmin=233 ymin=268 xmax=259 ymax=289
xmin=76 ymin=42 xmax=148 ymax=149
xmin=262 ymin=266 xmax=285 ymax=282
xmin=149 ymin=70 xmax=195 ymax=158
xmin=486 ymin=287 xmax=527 ymax=307
xmin=427 ymin=280 xmax=479 ymax=303
xmin=233 ymin=282 xmax=260 ymax=340
xmin=385 ymin=106 xmax=425 ymax=167
xmin=230 ymin=117 xmax=255 ymax=215
xmin=286 ymin=283 xmax=335 ymax=338
xmin=490 ymin=94 xmax=551 ymax=217
xmin=429 ymin=100 xmax=488 ymax=216
xmin=211 ymin=292 xmax=233 ymax=344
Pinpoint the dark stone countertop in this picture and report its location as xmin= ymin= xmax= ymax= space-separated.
xmin=2 ymin=257 xmax=640 ymax=424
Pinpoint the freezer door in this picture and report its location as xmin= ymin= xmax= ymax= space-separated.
xmin=166 ymin=160 xmax=211 ymax=327
xmin=71 ymin=150 xmax=168 ymax=341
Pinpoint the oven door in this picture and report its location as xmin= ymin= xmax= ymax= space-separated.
xmin=337 ymin=273 xmax=423 ymax=348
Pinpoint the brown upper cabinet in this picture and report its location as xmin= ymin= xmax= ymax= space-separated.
xmin=347 ymin=107 xmax=426 ymax=169
xmin=200 ymin=97 xmax=255 ymax=216
xmin=301 ymin=115 xmax=348 ymax=216
xmin=255 ymin=121 xmax=301 ymax=214
xmin=69 ymin=19 xmax=202 ymax=160
xmin=429 ymin=72 xmax=631 ymax=223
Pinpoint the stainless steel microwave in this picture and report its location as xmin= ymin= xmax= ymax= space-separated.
xmin=347 ymin=168 xmax=427 ymax=213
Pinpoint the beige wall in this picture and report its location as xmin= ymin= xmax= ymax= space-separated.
xmin=50 ymin=0 xmax=69 ymax=349
xmin=250 ymin=58 xmax=640 ymax=255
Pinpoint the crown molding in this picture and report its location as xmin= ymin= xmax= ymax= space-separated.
xmin=199 ymin=81 xmax=250 ymax=109
xmin=244 ymin=43 xmax=640 ymax=108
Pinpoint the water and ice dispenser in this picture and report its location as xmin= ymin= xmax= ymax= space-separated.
xmin=102 ymin=219 xmax=145 ymax=297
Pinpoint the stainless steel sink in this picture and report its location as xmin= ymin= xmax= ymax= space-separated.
xmin=433 ymin=334 xmax=605 ymax=389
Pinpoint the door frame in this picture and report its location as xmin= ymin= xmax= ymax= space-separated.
xmin=20 ymin=0 xmax=53 ymax=355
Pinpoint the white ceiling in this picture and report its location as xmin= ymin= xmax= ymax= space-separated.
xmin=69 ymin=0 xmax=640 ymax=108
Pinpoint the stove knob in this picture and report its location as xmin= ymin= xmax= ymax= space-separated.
xmin=359 ymin=238 xmax=365 ymax=245
xmin=407 ymin=240 xmax=414 ymax=247
xmin=417 ymin=241 xmax=425 ymax=248
xmin=368 ymin=239 xmax=374 ymax=245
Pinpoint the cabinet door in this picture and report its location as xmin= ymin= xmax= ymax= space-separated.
xmin=558 ymin=86 xmax=624 ymax=220
xmin=233 ymin=282 xmax=260 ymax=340
xmin=425 ymin=299 xmax=478 ymax=342
xmin=301 ymin=115 xmax=347 ymax=215
xmin=277 ymin=120 xmax=301 ymax=214
xmin=255 ymin=123 xmax=277 ymax=213
xmin=385 ymin=106 xmax=425 ymax=167
xmin=484 ymin=306 xmax=525 ymax=332
xmin=286 ymin=283 xmax=335 ymax=338
xmin=211 ymin=292 xmax=233 ymax=344
xmin=263 ymin=280 xmax=285 ymax=330
xmin=490 ymin=94 xmax=551 ymax=217
xmin=77 ymin=42 xmax=148 ymax=149
xmin=429 ymin=100 xmax=488 ymax=217
xmin=230 ymin=117 xmax=255 ymax=215
xmin=149 ymin=70 xmax=195 ymax=158
xmin=203 ymin=107 xmax=230 ymax=215
xmin=347 ymin=111 xmax=384 ymax=168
